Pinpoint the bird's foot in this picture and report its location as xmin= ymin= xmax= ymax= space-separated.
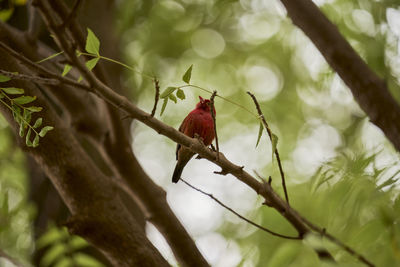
xmin=210 ymin=144 xmax=216 ymax=152
xmin=194 ymin=133 xmax=205 ymax=145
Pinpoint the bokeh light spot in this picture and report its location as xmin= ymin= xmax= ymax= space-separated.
xmin=191 ymin=29 xmax=226 ymax=59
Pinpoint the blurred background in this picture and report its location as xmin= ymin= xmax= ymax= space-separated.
xmin=2 ymin=0 xmax=400 ymax=266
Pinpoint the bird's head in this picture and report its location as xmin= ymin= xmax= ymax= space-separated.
xmin=196 ymin=96 xmax=215 ymax=114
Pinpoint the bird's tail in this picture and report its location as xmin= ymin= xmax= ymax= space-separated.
xmin=172 ymin=163 xmax=184 ymax=183
xmin=172 ymin=149 xmax=194 ymax=183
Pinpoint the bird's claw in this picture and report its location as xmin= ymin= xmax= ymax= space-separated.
xmin=194 ymin=133 xmax=205 ymax=145
xmin=210 ymin=144 xmax=216 ymax=151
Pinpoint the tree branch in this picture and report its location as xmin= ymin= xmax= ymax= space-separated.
xmin=280 ymin=0 xmax=400 ymax=152
xmin=151 ymin=77 xmax=160 ymax=117
xmin=180 ymin=178 xmax=300 ymax=240
xmin=247 ymin=91 xmax=289 ymax=204
xmin=209 ymin=91 xmax=219 ymax=159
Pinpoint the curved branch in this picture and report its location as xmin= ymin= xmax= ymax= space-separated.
xmin=247 ymin=91 xmax=289 ymax=204
xmin=280 ymin=0 xmax=400 ymax=152
xmin=181 ymin=178 xmax=300 ymax=240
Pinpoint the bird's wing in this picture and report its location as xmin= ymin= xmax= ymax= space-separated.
xmin=176 ymin=115 xmax=193 ymax=160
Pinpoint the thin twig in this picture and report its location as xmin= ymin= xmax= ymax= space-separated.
xmin=0 ymin=248 xmax=25 ymax=267
xmin=298 ymin=215 xmax=375 ymax=267
xmin=0 ymin=42 xmax=92 ymax=92
xmin=59 ymin=0 xmax=82 ymax=29
xmin=180 ymin=178 xmax=300 ymax=240
xmin=247 ymin=92 xmax=289 ymax=204
xmin=0 ymin=69 xmax=59 ymax=85
xmin=151 ymin=77 xmax=160 ymax=117
xmin=209 ymin=91 xmax=219 ymax=160
xmin=26 ymin=0 xmax=42 ymax=43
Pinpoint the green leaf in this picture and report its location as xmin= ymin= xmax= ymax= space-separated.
xmin=256 ymin=122 xmax=263 ymax=148
xmin=0 ymin=75 xmax=11 ymax=82
xmin=39 ymin=126 xmax=54 ymax=137
xmin=12 ymin=95 xmax=36 ymax=105
xmin=182 ymin=64 xmax=193 ymax=84
xmin=19 ymin=124 xmax=25 ymax=137
xmin=160 ymin=98 xmax=168 ymax=116
xmin=160 ymin=87 xmax=176 ymax=98
xmin=53 ymin=257 xmax=73 ymax=267
xmin=25 ymin=128 xmax=32 ymax=147
xmin=26 ymin=106 xmax=43 ymax=112
xmin=11 ymin=104 xmax=21 ymax=124
xmin=23 ymin=109 xmax=32 ymax=124
xmin=40 ymin=243 xmax=67 ymax=267
xmin=85 ymin=28 xmax=100 ymax=55
xmin=2 ymin=87 xmax=24 ymax=94
xmin=168 ymin=93 xmax=177 ymax=103
xmin=33 ymin=118 xmax=43 ymax=128
xmin=271 ymin=133 xmax=278 ymax=160
xmin=77 ymin=76 xmax=83 ymax=83
xmin=33 ymin=134 xmax=39 ymax=147
xmin=0 ymin=9 xmax=14 ymax=22
xmin=73 ymin=252 xmax=105 ymax=267
xmin=69 ymin=236 xmax=88 ymax=250
xmin=85 ymin=57 xmax=99 ymax=71
xmin=37 ymin=51 xmax=64 ymax=64
xmin=176 ymin=89 xmax=185 ymax=100
xmin=37 ymin=227 xmax=68 ymax=250
xmin=62 ymin=64 xmax=72 ymax=77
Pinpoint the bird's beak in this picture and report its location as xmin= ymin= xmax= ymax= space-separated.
xmin=199 ymin=96 xmax=204 ymax=103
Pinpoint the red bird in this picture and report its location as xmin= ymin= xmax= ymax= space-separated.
xmin=172 ymin=96 xmax=215 ymax=183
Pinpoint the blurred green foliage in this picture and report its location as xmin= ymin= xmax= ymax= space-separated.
xmin=116 ymin=0 xmax=400 ymax=266
xmin=0 ymin=115 xmax=34 ymax=266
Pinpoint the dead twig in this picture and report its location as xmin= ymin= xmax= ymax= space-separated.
xmin=58 ymin=0 xmax=82 ymax=29
xmin=0 ymin=69 xmax=59 ymax=85
xmin=151 ymin=77 xmax=160 ymax=117
xmin=247 ymin=91 xmax=289 ymax=204
xmin=209 ymin=91 xmax=219 ymax=161
xmin=180 ymin=178 xmax=300 ymax=240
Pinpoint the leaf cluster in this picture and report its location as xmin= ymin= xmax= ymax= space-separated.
xmin=37 ymin=225 xmax=105 ymax=267
xmin=158 ymin=65 xmax=191 ymax=116
xmin=0 ymin=75 xmax=53 ymax=147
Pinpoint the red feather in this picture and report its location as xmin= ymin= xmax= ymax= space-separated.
xmin=172 ymin=97 xmax=215 ymax=183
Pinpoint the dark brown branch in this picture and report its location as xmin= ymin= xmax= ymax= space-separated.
xmin=26 ymin=0 xmax=42 ymax=43
xmin=247 ymin=91 xmax=289 ymax=204
xmin=151 ymin=77 xmax=159 ymax=117
xmin=0 ymin=42 xmax=92 ymax=92
xmin=280 ymin=0 xmax=400 ymax=153
xmin=58 ymin=0 xmax=82 ymax=29
xmin=181 ymin=178 xmax=300 ymax=240
xmin=209 ymin=91 xmax=219 ymax=160
xmin=0 ymin=69 xmax=59 ymax=85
